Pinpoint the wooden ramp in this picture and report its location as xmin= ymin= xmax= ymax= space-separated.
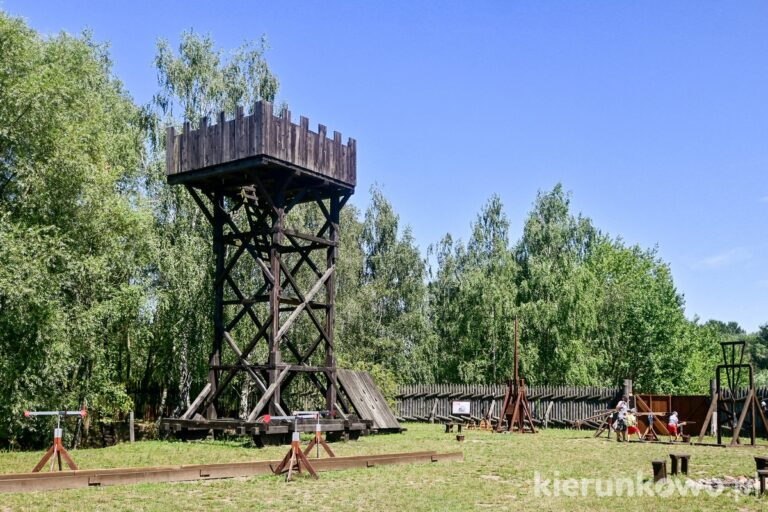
xmin=337 ymin=370 xmax=403 ymax=432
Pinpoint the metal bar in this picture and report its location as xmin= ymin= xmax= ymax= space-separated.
xmin=24 ymin=411 xmax=85 ymax=417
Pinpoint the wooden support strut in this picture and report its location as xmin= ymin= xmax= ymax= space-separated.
xmin=182 ymin=383 xmax=212 ymax=420
xmin=275 ymin=266 xmax=335 ymax=342
xmin=247 ymin=366 xmax=292 ymax=422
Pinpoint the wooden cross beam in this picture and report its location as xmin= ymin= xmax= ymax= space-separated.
xmin=247 ymin=366 xmax=292 ymax=421
xmin=275 ymin=267 xmax=334 ymax=342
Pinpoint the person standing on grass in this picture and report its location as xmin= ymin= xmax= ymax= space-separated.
xmin=614 ymin=397 xmax=629 ymax=442
xmin=667 ymin=411 xmax=680 ymax=441
xmin=626 ymin=408 xmax=641 ymax=441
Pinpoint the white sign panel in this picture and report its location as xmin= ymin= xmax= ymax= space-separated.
xmin=452 ymin=401 xmax=471 ymax=415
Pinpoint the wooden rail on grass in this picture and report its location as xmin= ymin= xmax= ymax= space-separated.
xmin=0 ymin=451 xmax=463 ymax=493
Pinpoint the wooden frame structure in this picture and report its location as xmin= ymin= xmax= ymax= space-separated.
xmin=496 ymin=319 xmax=536 ymax=433
xmin=163 ymin=101 xmax=359 ymax=429
xmin=698 ymin=341 xmax=768 ymax=446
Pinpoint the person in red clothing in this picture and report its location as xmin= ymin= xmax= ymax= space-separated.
xmin=626 ymin=408 xmax=641 ymax=441
xmin=667 ymin=411 xmax=680 ymax=441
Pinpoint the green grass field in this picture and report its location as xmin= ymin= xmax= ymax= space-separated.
xmin=1 ymin=424 xmax=767 ymax=511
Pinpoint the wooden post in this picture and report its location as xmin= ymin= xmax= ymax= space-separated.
xmin=623 ymin=379 xmax=633 ymax=402
xmin=129 ymin=411 xmax=135 ymax=444
xmin=325 ymin=194 xmax=340 ymax=415
xmin=513 ymin=318 xmax=519 ymax=385
xmin=751 ymin=370 xmax=757 ymax=446
xmin=710 ymin=378 xmax=718 ymax=437
xmin=544 ymin=401 xmax=553 ymax=429
xmin=716 ymin=369 xmax=723 ymax=445
xmin=209 ymin=191 xmax=225 ymax=420
xmin=268 ymin=196 xmax=284 ymax=416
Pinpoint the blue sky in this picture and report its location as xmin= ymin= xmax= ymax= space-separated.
xmin=4 ymin=1 xmax=767 ymax=331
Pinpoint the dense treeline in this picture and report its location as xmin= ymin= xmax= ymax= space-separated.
xmin=1 ymin=13 xmax=766 ymax=445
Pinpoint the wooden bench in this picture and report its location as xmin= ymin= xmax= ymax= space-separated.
xmin=758 ymin=470 xmax=768 ymax=496
xmin=756 ymin=456 xmax=768 ymax=471
xmin=444 ymin=423 xmax=463 ymax=434
xmin=652 ymin=460 xmax=667 ymax=482
xmin=669 ymin=454 xmax=690 ymax=475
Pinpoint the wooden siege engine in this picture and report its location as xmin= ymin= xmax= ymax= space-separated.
xmin=697 ymin=340 xmax=768 ymax=446
xmin=497 ymin=318 xmax=536 ymax=433
xmin=162 ymin=102 xmax=364 ymax=440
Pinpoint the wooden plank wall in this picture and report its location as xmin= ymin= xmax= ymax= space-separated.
xmin=396 ymin=384 xmax=622 ymax=428
xmin=165 ymin=101 xmax=356 ymax=186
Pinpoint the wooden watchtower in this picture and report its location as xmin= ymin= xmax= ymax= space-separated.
xmin=162 ymin=102 xmax=358 ymax=437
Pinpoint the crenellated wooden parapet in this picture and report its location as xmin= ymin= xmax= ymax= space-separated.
xmin=165 ymin=101 xmax=356 ymax=188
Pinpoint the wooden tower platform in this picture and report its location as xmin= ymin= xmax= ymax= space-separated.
xmin=161 ymin=101 xmax=369 ymax=439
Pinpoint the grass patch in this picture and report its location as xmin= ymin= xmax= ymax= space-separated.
xmin=1 ymin=424 xmax=767 ymax=511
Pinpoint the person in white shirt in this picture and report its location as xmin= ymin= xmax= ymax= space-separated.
xmin=613 ymin=396 xmax=629 ymax=441
xmin=667 ymin=411 xmax=680 ymax=441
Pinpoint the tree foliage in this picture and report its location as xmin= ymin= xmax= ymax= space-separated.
xmin=0 ymin=12 xmax=150 ymax=445
xmin=1 ymin=12 xmax=764 ymax=447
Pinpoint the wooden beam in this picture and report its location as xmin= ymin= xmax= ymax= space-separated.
xmin=283 ymin=228 xmax=337 ymax=247
xmin=754 ymin=393 xmax=768 ymax=439
xmin=730 ymin=388 xmax=754 ymax=446
xmin=247 ymin=366 xmax=291 ymax=422
xmin=275 ymin=266 xmax=334 ymax=342
xmin=697 ymin=396 xmax=718 ymax=443
xmin=223 ymin=332 xmax=287 ymax=417
xmin=181 ymin=383 xmax=212 ymax=420
xmin=202 ymin=318 xmax=272 ymax=412
xmin=278 ymin=259 xmax=330 ymax=345
xmin=634 ymin=395 xmax=669 ymax=436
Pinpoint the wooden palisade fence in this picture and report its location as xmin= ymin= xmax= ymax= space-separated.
xmin=396 ymin=384 xmax=768 ymax=432
xmin=396 ymin=384 xmax=622 ymax=428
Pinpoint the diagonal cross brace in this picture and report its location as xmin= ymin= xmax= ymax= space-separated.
xmin=275 ymin=266 xmax=334 ymax=342
xmin=247 ymin=366 xmax=292 ymax=421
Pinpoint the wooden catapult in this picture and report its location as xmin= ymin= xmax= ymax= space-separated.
xmin=496 ymin=319 xmax=536 ymax=433
xmin=697 ymin=340 xmax=768 ymax=446
xmin=162 ymin=102 xmax=366 ymax=439
xmin=24 ymin=409 xmax=86 ymax=472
